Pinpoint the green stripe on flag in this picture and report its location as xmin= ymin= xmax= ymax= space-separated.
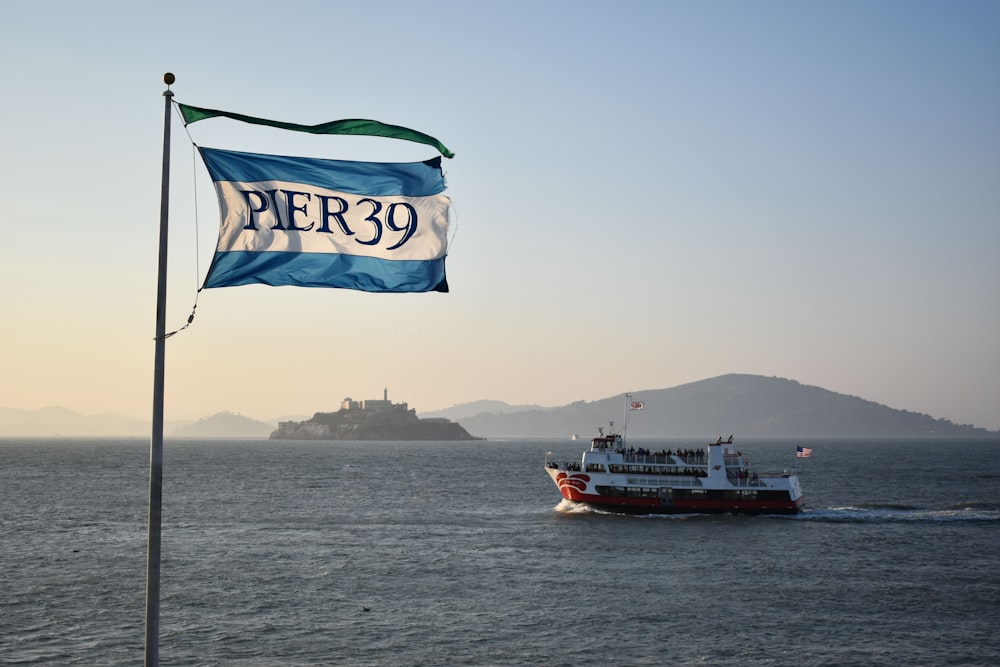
xmin=177 ymin=102 xmax=454 ymax=159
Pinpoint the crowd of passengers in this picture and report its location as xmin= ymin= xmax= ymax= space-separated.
xmin=608 ymin=464 xmax=708 ymax=477
xmin=547 ymin=460 xmax=706 ymax=476
xmin=731 ymin=468 xmax=759 ymax=484
xmin=616 ymin=447 xmax=706 ymax=463
xmin=548 ymin=448 xmax=708 ymax=471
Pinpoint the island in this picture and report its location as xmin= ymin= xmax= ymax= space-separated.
xmin=269 ymin=390 xmax=481 ymax=441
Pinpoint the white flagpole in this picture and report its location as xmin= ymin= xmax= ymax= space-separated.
xmin=145 ymin=72 xmax=175 ymax=667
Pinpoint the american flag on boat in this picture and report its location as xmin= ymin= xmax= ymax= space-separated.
xmin=630 ymin=401 xmax=644 ymax=411
xmin=796 ymin=446 xmax=813 ymax=458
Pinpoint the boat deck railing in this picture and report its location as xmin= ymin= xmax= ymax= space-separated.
xmin=729 ymin=471 xmax=795 ymax=486
xmin=727 ymin=473 xmax=767 ymax=488
xmin=626 ymin=476 xmax=704 ymax=488
xmin=619 ymin=453 xmax=707 ymax=465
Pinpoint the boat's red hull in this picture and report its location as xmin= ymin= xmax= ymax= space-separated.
xmin=556 ymin=481 xmax=804 ymax=515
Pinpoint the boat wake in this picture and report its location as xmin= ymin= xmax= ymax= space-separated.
xmin=796 ymin=504 xmax=1000 ymax=523
xmin=553 ymin=499 xmax=1000 ymax=523
xmin=554 ymin=499 xmax=602 ymax=514
xmin=553 ymin=499 xmax=693 ymax=518
xmin=553 ymin=499 xmax=777 ymax=520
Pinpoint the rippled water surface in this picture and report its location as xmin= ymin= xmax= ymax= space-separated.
xmin=2 ymin=437 xmax=998 ymax=665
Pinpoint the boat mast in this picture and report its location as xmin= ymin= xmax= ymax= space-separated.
xmin=622 ymin=392 xmax=631 ymax=445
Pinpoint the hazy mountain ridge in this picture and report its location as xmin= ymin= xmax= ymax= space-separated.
xmin=170 ymin=411 xmax=275 ymax=438
xmin=0 ymin=374 xmax=994 ymax=437
xmin=0 ymin=406 xmax=276 ymax=438
xmin=419 ymin=399 xmax=546 ymax=421
xmin=450 ymin=375 xmax=995 ymax=438
xmin=0 ymin=406 xmax=152 ymax=437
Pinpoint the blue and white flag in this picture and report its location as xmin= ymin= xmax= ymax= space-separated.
xmin=199 ymin=147 xmax=451 ymax=292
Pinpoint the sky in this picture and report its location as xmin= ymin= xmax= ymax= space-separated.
xmin=1 ymin=0 xmax=998 ymax=430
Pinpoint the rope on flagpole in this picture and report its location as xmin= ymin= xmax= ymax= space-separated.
xmin=155 ymin=104 xmax=205 ymax=341
xmin=159 ymin=303 xmax=197 ymax=340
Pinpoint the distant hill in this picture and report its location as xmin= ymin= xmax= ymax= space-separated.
xmin=170 ymin=411 xmax=274 ymax=438
xmin=449 ymin=374 xmax=996 ymax=438
xmin=0 ymin=406 xmax=151 ymax=437
xmin=419 ymin=399 xmax=545 ymax=421
xmin=0 ymin=406 xmax=272 ymax=438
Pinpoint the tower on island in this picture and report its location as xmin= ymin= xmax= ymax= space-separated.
xmin=340 ymin=389 xmax=396 ymax=412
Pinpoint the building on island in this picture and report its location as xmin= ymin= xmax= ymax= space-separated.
xmin=341 ymin=387 xmax=399 ymax=412
xmin=272 ymin=389 xmax=478 ymax=441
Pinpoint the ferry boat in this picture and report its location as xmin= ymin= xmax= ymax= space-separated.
xmin=544 ymin=403 xmax=804 ymax=515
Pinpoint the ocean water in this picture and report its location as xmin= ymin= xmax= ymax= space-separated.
xmin=1 ymin=437 xmax=998 ymax=666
